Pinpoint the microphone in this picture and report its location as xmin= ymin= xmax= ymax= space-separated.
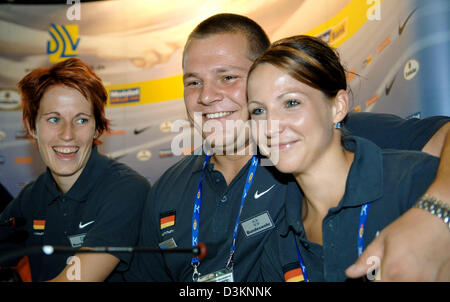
xmin=0 ymin=230 xmax=28 ymax=244
xmin=0 ymin=242 xmax=216 ymax=263
xmin=194 ymin=242 xmax=219 ymax=260
xmin=0 ymin=217 xmax=26 ymax=228
xmin=0 ymin=217 xmax=28 ymax=244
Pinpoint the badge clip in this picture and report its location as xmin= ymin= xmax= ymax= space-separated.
xmin=192 ymin=263 xmax=200 ymax=282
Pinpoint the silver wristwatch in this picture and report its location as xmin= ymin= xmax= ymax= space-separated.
xmin=414 ymin=195 xmax=450 ymax=230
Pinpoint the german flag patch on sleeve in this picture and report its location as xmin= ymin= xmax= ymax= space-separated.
xmin=160 ymin=211 xmax=175 ymax=230
xmin=283 ymin=262 xmax=305 ymax=282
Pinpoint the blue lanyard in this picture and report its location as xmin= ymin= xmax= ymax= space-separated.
xmin=191 ymin=155 xmax=259 ymax=269
xmin=357 ymin=203 xmax=370 ymax=257
xmin=294 ymin=202 xmax=371 ymax=282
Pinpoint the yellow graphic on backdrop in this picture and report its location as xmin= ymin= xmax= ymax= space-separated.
xmin=104 ymin=0 xmax=381 ymax=107
xmin=47 ymin=24 xmax=80 ymax=63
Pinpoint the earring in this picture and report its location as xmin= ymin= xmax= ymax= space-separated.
xmin=335 ymin=122 xmax=342 ymax=129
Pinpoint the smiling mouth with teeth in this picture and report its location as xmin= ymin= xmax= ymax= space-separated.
xmin=204 ymin=111 xmax=234 ymax=119
xmin=53 ymin=146 xmax=79 ymax=154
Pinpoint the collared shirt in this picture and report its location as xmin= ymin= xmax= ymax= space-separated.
xmin=344 ymin=112 xmax=450 ymax=151
xmin=126 ymin=153 xmax=290 ymax=282
xmin=259 ymin=136 xmax=439 ymax=282
xmin=0 ymin=146 xmax=150 ymax=281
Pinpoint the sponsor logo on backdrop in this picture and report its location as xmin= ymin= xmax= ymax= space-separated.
xmin=346 ymin=69 xmax=357 ymax=82
xmin=330 ymin=18 xmax=348 ymax=45
xmin=385 ymin=75 xmax=396 ymax=96
xmin=134 ymin=126 xmax=151 ymax=135
xmin=317 ymin=18 xmax=348 ymax=45
xmin=160 ymin=121 xmax=173 ymax=133
xmin=363 ymin=54 xmax=373 ymax=67
xmin=15 ymin=130 xmax=28 ymax=139
xmin=103 ymin=129 xmax=126 ymax=136
xmin=399 ymin=8 xmax=418 ymax=36
xmin=317 ymin=29 xmax=331 ymax=43
xmin=136 ymin=149 xmax=151 ymax=161
xmin=0 ymin=130 xmax=5 ymax=141
xmin=404 ymin=59 xmax=419 ymax=80
xmin=376 ymin=35 xmax=391 ymax=54
xmin=15 ymin=157 xmax=33 ymax=164
xmin=365 ymin=93 xmax=379 ymax=108
xmin=109 ymin=88 xmax=140 ymax=105
xmin=47 ymin=24 xmax=80 ymax=63
xmin=159 ymin=149 xmax=174 ymax=158
xmin=0 ymin=89 xmax=21 ymax=110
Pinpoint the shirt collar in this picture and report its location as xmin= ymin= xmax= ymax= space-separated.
xmin=46 ymin=146 xmax=108 ymax=204
xmin=190 ymin=146 xmax=266 ymax=174
xmin=280 ymin=135 xmax=384 ymax=236
xmin=280 ymin=180 xmax=305 ymax=237
xmin=191 ymin=155 xmax=209 ymax=173
xmin=340 ymin=135 xmax=384 ymax=207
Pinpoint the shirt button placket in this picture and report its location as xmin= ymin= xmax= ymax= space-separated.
xmin=61 ymin=196 xmax=69 ymax=237
xmin=323 ymin=217 xmax=335 ymax=280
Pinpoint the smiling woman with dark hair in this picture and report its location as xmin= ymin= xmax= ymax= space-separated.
xmin=0 ymin=58 xmax=150 ymax=282
xmin=247 ymin=35 xmax=441 ymax=281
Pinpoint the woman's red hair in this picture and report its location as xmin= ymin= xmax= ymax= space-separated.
xmin=18 ymin=58 xmax=110 ymax=145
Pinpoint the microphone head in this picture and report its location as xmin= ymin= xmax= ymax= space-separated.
xmin=196 ymin=242 xmax=207 ymax=260
xmin=195 ymin=242 xmax=219 ymax=260
xmin=1 ymin=230 xmax=29 ymax=244
xmin=10 ymin=217 xmax=27 ymax=228
xmin=1 ymin=217 xmax=27 ymax=228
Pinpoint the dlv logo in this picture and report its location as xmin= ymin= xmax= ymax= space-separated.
xmin=47 ymin=24 xmax=80 ymax=63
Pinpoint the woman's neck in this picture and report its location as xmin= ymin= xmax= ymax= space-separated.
xmin=294 ymin=141 xmax=354 ymax=244
xmin=52 ymin=169 xmax=82 ymax=194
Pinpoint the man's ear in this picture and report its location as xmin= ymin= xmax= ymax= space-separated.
xmin=332 ymin=89 xmax=349 ymax=125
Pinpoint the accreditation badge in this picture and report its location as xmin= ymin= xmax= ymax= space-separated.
xmin=198 ymin=267 xmax=234 ymax=282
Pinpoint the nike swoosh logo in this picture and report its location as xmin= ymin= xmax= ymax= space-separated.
xmin=254 ymin=185 xmax=275 ymax=199
xmin=399 ymin=8 xmax=417 ymax=36
xmin=79 ymin=221 xmax=95 ymax=229
xmin=133 ymin=126 xmax=151 ymax=135
xmin=385 ymin=75 xmax=396 ymax=96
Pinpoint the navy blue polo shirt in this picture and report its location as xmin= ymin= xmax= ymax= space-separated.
xmin=125 ymin=153 xmax=289 ymax=282
xmin=258 ymin=136 xmax=439 ymax=282
xmin=344 ymin=112 xmax=450 ymax=151
xmin=126 ymin=113 xmax=447 ymax=282
xmin=0 ymin=146 xmax=150 ymax=281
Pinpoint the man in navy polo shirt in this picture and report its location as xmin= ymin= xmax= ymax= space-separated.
xmin=126 ymin=14 xmax=450 ymax=282
xmin=132 ymin=153 xmax=289 ymax=281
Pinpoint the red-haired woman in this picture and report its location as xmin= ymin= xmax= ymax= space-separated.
xmin=0 ymin=58 xmax=150 ymax=281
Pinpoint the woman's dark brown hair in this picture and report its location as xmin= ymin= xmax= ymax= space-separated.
xmin=249 ymin=35 xmax=347 ymax=99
